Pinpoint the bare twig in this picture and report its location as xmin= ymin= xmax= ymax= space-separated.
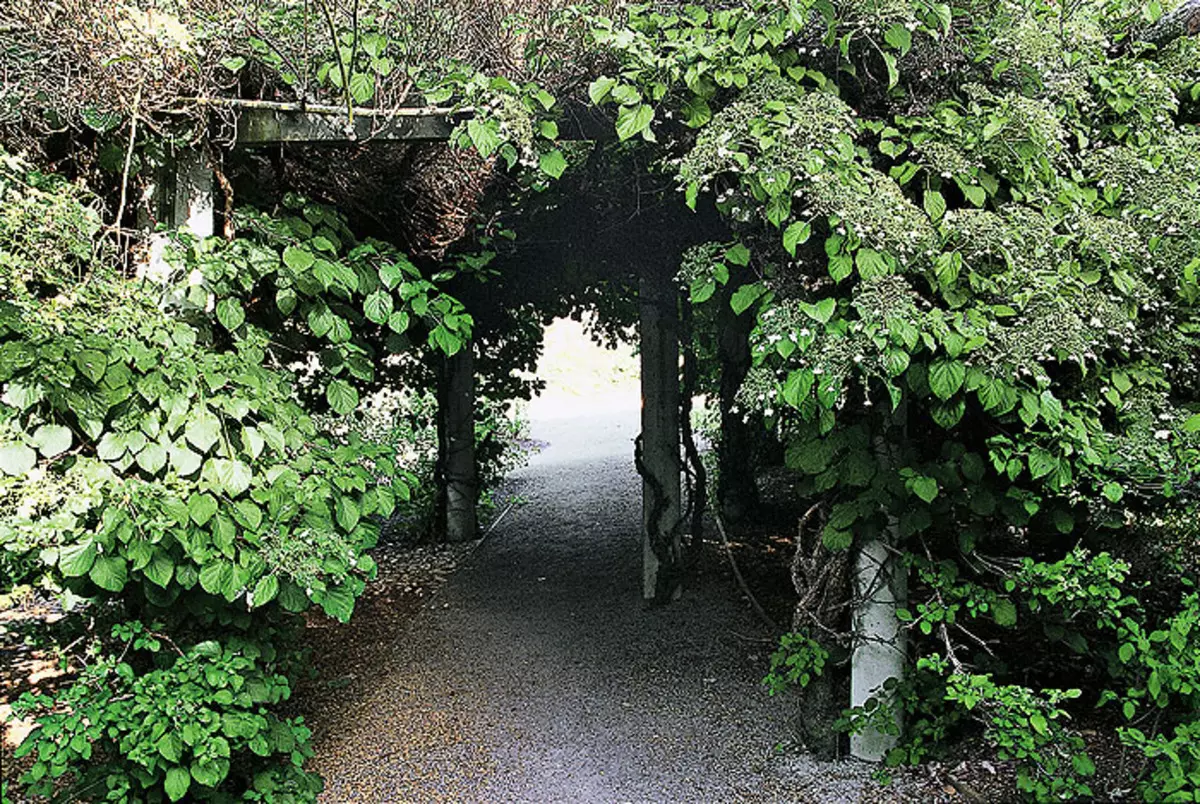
xmin=313 ymin=0 xmax=354 ymax=124
xmin=112 ymin=82 xmax=144 ymax=257
xmin=715 ymin=512 xmax=782 ymax=632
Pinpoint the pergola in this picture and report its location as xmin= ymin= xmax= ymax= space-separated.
xmin=153 ymin=100 xmax=685 ymax=604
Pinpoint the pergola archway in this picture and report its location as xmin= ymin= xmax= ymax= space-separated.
xmin=152 ymin=101 xmax=692 ymax=603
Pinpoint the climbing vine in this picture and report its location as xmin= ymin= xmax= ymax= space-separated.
xmin=587 ymin=0 xmax=1200 ymax=797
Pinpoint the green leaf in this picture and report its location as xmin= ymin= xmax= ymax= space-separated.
xmin=348 ymin=72 xmax=375 ymax=104
xmin=252 ymin=575 xmax=279 ymax=608
xmin=242 ymin=427 xmax=265 ymax=461
xmin=690 ymin=278 xmax=716 ymax=304
xmin=765 ymin=194 xmax=791 ymax=228
xmin=828 ymin=254 xmax=853 ymax=283
xmin=962 ymin=183 xmax=986 ymax=207
xmin=884 ymin=23 xmax=913 ymax=53
xmin=318 ymin=585 xmax=356 ymax=623
xmin=1184 ymin=414 xmax=1200 ymax=433
xmin=143 ymin=551 xmax=175 ymax=588
xmin=165 ymin=767 xmax=191 ymax=802
xmin=203 ymin=458 xmax=252 ymax=497
xmin=961 ymin=453 xmax=985 ymax=483
xmin=199 ymin=560 xmax=238 ymax=599
xmin=783 ymin=370 xmax=815 ymax=408
xmin=276 ymin=288 xmax=297 ymax=316
xmin=336 ymin=496 xmax=361 ymax=531
xmin=931 ymin=398 xmax=965 ymax=429
xmin=883 ymin=51 xmax=900 ymax=88
xmin=615 ymin=103 xmax=655 ymax=141
xmin=928 ymin=358 xmax=966 ymax=400
xmin=190 ymin=758 xmax=228 ymax=787
xmin=185 ymin=411 xmax=222 ymax=454
xmin=805 ymin=298 xmax=836 ymax=324
xmin=782 ymin=221 xmax=811 ymax=257
xmin=136 ymin=443 xmax=168 ymax=474
xmin=992 ymin=598 xmax=1017 ymax=627
xmin=911 ymin=476 xmax=939 ymax=503
xmin=85 ymin=433 xmax=122 ymax=467
xmin=681 ymin=96 xmax=712 ymax=127
xmin=81 ymin=106 xmax=122 ymax=133
xmin=188 ymin=493 xmax=219 ymax=526
xmin=466 ymin=118 xmax=502 ymax=158
xmin=725 ymin=243 xmax=751 ymax=266
xmin=1029 ymin=713 xmax=1048 ymax=736
xmin=539 ymin=149 xmax=568 ymax=179
xmin=1028 ymin=447 xmax=1058 ymax=480
xmin=31 ymin=424 xmax=72 ymax=458
xmin=388 ymin=311 xmax=411 ymax=334
xmin=379 ymin=262 xmax=404 ymax=290
xmin=282 ymin=245 xmax=315 ymax=273
xmin=326 ymin=380 xmax=359 ymax=415
xmin=924 ymin=190 xmax=946 ymax=222
xmin=0 ymin=442 xmax=37 ymax=476
xmin=216 ymin=298 xmax=245 ymax=331
xmin=588 ymin=76 xmax=618 ymax=104
xmin=169 ymin=443 xmax=203 ymax=476
xmin=220 ymin=56 xmax=247 ymax=72
xmin=158 ymin=732 xmax=183 ymax=763
xmin=1119 ymin=642 xmax=1135 ymax=663
xmin=730 ymin=283 xmax=765 ymax=315
xmin=75 ymin=350 xmax=108 ymax=384
xmin=277 ymin=581 xmax=309 ymax=612
xmin=1039 ymin=389 xmax=1063 ymax=426
xmin=822 ymin=525 xmax=853 ymax=551
xmin=59 ymin=540 xmax=98 ymax=577
xmin=1102 ymin=482 xmax=1124 ymax=503
xmin=89 ymin=555 xmax=128 ymax=592
xmin=363 ymin=291 xmax=393 ymax=325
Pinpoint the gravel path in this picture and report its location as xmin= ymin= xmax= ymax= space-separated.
xmin=308 ymin=396 xmax=934 ymax=803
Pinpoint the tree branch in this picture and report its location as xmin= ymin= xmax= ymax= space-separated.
xmin=1136 ymin=0 xmax=1200 ymax=49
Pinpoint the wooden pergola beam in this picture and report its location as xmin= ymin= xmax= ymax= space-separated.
xmin=235 ymin=106 xmax=464 ymax=144
xmin=168 ymin=97 xmax=613 ymax=145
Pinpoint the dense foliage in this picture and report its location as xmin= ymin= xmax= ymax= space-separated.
xmin=578 ymin=0 xmax=1200 ymax=797
xmin=4 ymin=0 xmax=1200 ymax=799
xmin=0 ymin=145 xmax=481 ymax=799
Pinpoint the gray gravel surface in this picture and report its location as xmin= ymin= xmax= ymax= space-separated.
xmin=309 ymin=402 xmax=941 ymax=803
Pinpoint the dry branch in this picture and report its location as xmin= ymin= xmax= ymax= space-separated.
xmin=1137 ymin=0 xmax=1200 ymax=48
xmin=714 ymin=513 xmax=781 ymax=632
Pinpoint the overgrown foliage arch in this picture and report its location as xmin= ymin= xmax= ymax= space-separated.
xmin=4 ymin=0 xmax=1200 ymax=800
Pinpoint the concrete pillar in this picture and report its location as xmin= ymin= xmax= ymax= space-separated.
xmin=849 ymin=536 xmax=907 ymax=760
xmin=639 ymin=269 xmax=682 ymax=601
xmin=850 ymin=416 xmax=908 ymax=761
xmin=173 ymin=149 xmax=215 ymax=237
xmin=138 ymin=149 xmax=214 ymax=285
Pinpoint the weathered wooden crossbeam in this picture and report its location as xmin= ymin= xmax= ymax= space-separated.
xmin=235 ymin=105 xmax=464 ymax=145
xmin=177 ymin=97 xmax=613 ymax=145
